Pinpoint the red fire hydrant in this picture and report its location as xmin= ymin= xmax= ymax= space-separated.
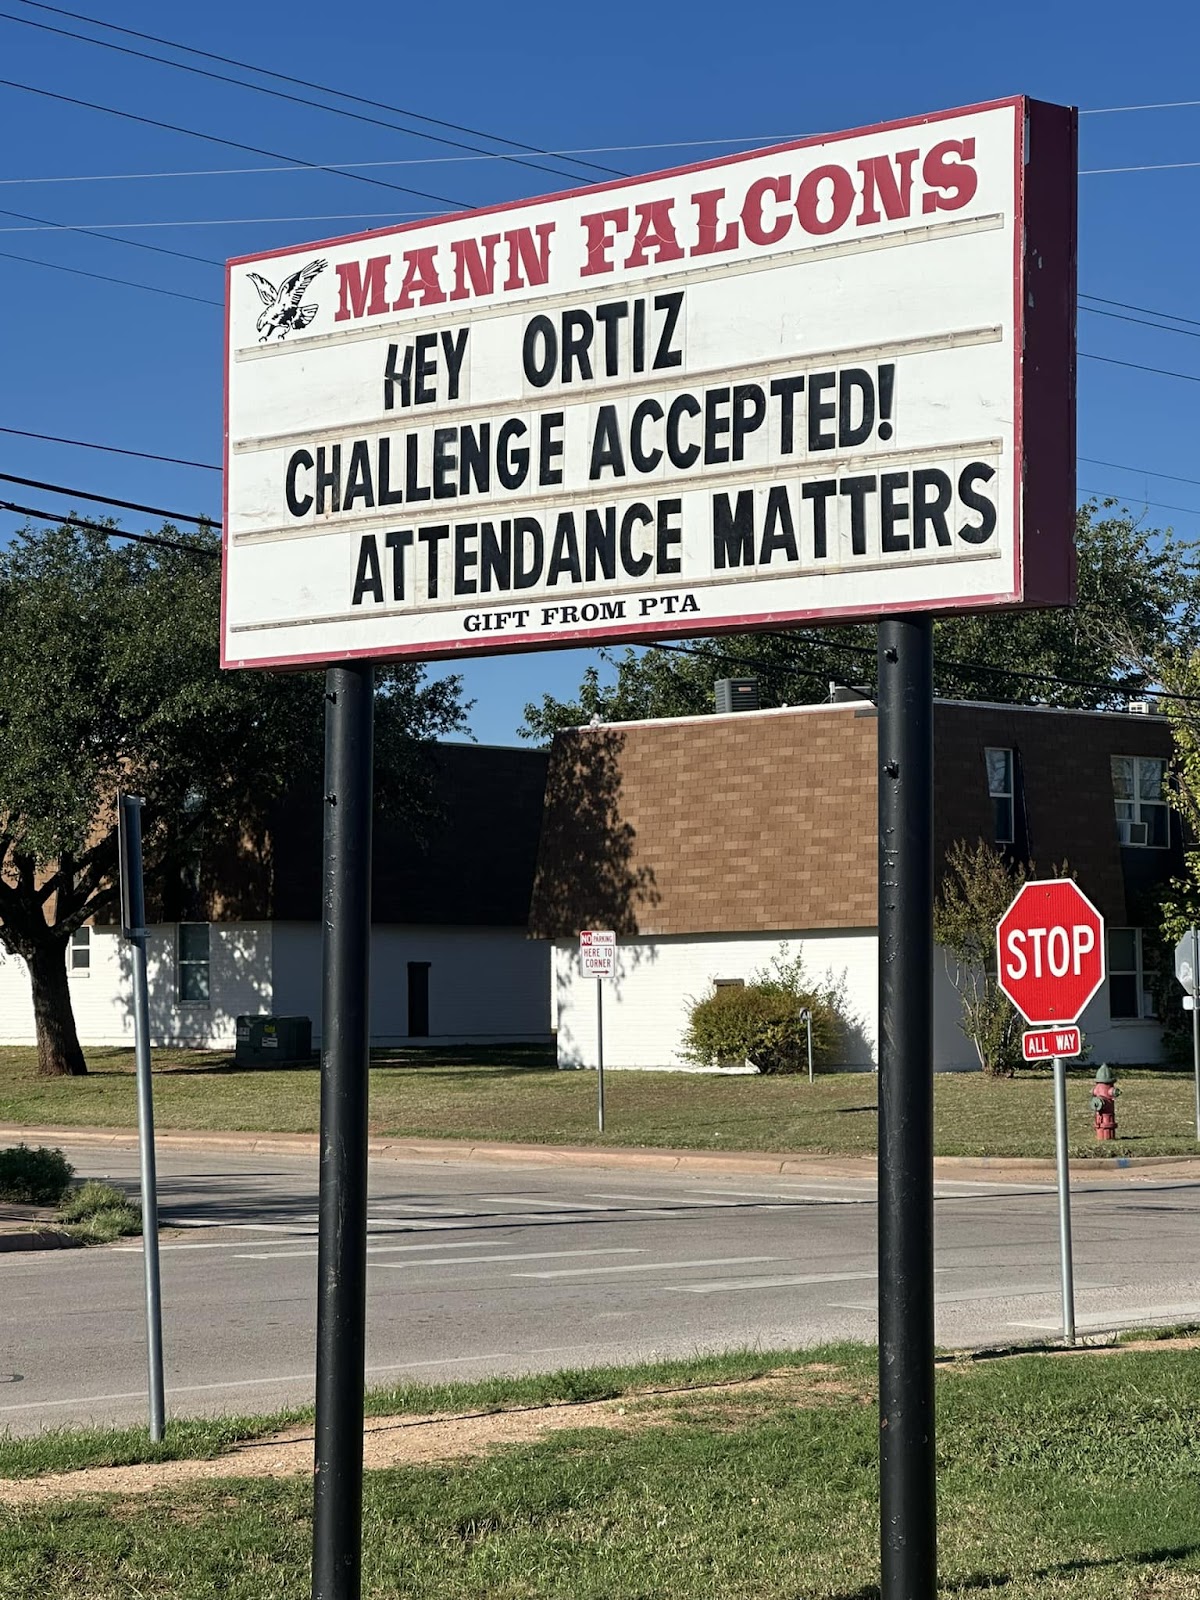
xmin=1091 ymin=1063 xmax=1118 ymax=1141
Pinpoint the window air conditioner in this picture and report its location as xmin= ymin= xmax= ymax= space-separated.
xmin=1117 ymin=818 xmax=1148 ymax=846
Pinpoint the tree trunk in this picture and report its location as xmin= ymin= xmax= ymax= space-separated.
xmin=28 ymin=940 xmax=88 ymax=1077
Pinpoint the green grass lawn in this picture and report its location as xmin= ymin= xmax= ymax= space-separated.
xmin=1 ymin=1045 xmax=1198 ymax=1159
xmin=3 ymin=1342 xmax=1200 ymax=1598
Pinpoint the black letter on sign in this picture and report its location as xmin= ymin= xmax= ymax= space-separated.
xmin=522 ymin=315 xmax=557 ymax=388
xmin=514 ymin=516 xmax=544 ymax=589
xmin=712 ymin=490 xmax=755 ymax=569
xmin=839 ymin=369 xmax=875 ymax=448
xmin=653 ymin=291 xmax=684 ymax=369
xmin=957 ymin=462 xmax=997 ymax=544
xmin=352 ymin=534 xmax=383 ymax=605
xmin=590 ymin=405 xmax=626 ymax=480
xmin=801 ymin=479 xmax=837 ymax=558
xmin=839 ymin=475 xmax=878 ymax=555
xmin=286 ymin=449 xmax=314 ymax=517
xmin=912 ymin=469 xmax=952 ymax=548
xmin=808 ymin=372 xmax=837 ymax=450
xmin=880 ymin=472 xmax=910 ymax=552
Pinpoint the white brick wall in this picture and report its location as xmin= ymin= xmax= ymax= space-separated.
xmin=552 ymin=931 xmax=1168 ymax=1072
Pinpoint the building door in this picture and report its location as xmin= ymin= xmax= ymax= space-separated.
xmin=407 ymin=962 xmax=431 ymax=1038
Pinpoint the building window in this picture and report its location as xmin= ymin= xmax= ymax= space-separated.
xmin=69 ymin=927 xmax=91 ymax=973
xmin=1108 ymin=928 xmax=1156 ymax=1020
xmin=1112 ymin=756 xmax=1168 ymax=847
xmin=178 ymin=923 xmax=211 ymax=1004
xmin=985 ymin=748 xmax=1014 ymax=845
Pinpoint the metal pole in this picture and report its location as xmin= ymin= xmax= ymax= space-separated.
xmin=1191 ymin=928 xmax=1200 ymax=1142
xmin=313 ymin=664 xmax=374 ymax=1600
xmin=597 ymin=978 xmax=605 ymax=1133
xmin=1052 ymin=1055 xmax=1076 ymax=1343
xmin=120 ymin=795 xmax=166 ymax=1443
xmin=877 ymin=615 xmax=936 ymax=1600
xmin=806 ymin=1010 xmax=814 ymax=1085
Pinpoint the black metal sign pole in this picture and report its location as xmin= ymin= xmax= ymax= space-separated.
xmin=312 ymin=663 xmax=375 ymax=1600
xmin=877 ymin=615 xmax=937 ymax=1600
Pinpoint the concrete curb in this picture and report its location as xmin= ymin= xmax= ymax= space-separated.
xmin=3 ymin=1123 xmax=1199 ymax=1184
xmin=0 ymin=1226 xmax=82 ymax=1254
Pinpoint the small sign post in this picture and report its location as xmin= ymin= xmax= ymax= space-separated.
xmin=580 ymin=931 xmax=615 ymax=1132
xmin=998 ymin=879 xmax=1106 ymax=1344
xmin=1173 ymin=929 xmax=1200 ymax=1141
xmin=117 ymin=794 xmax=166 ymax=1442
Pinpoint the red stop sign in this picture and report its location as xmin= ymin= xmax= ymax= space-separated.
xmin=995 ymin=878 xmax=1106 ymax=1025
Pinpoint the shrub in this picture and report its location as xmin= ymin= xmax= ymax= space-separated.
xmin=58 ymin=1181 xmax=141 ymax=1243
xmin=0 ymin=1144 xmax=74 ymax=1204
xmin=681 ymin=952 xmax=849 ymax=1074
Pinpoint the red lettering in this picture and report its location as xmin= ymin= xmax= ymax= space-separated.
xmin=579 ymin=207 xmax=627 ymax=277
xmin=334 ymin=255 xmax=390 ymax=322
xmin=450 ymin=233 xmax=502 ymax=301
xmin=624 ymin=199 xmax=685 ymax=268
xmin=691 ymin=187 xmax=739 ymax=256
xmin=741 ymin=175 xmax=792 ymax=247
xmin=795 ymin=163 xmax=856 ymax=236
xmin=921 ymin=138 xmax=978 ymax=214
xmin=504 ymin=223 xmax=555 ymax=290
xmin=857 ymin=149 xmax=920 ymax=225
xmin=391 ymin=246 xmax=446 ymax=310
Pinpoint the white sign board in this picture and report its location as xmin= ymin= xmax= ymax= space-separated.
xmin=222 ymin=96 xmax=1076 ymax=670
xmin=580 ymin=929 xmax=616 ymax=979
xmin=1175 ymin=931 xmax=1197 ymax=996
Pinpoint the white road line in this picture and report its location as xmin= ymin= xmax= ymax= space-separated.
xmin=515 ymin=1255 xmax=781 ymax=1279
xmin=0 ymin=1353 xmax=519 ymax=1415
xmin=168 ymin=1219 xmax=318 ymax=1230
xmin=665 ymin=1270 xmax=878 ymax=1294
xmin=1009 ymin=1299 xmax=1200 ymax=1331
xmin=683 ymin=1187 xmax=874 ymax=1204
xmin=588 ymin=1193 xmax=732 ymax=1207
xmin=234 ymin=1243 xmax=645 ymax=1262
xmin=371 ymin=1248 xmax=644 ymax=1269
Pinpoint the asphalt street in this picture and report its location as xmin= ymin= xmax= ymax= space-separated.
xmin=3 ymin=1139 xmax=1200 ymax=1434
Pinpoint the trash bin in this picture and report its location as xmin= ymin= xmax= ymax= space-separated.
xmin=234 ymin=1015 xmax=313 ymax=1066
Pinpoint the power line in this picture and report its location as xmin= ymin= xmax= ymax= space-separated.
xmin=0 ymin=201 xmax=220 ymax=267
xmin=1079 ymin=292 xmax=1200 ymax=330
xmin=1079 ymin=456 xmax=1200 ymax=489
xmin=0 ymin=498 xmax=218 ymax=556
xmin=1079 ymin=486 xmax=1200 ymax=518
xmin=1081 ymin=99 xmax=1200 ymax=115
xmin=0 ymin=424 xmax=219 ymax=472
xmin=1080 ymin=350 xmax=1200 ymax=384
xmin=0 ymin=136 xmax=796 ymax=189
xmin=1081 ymin=159 xmax=1200 ymax=175
xmin=0 ymin=77 xmax=470 ymax=209
xmin=13 ymin=0 xmax=626 ymax=182
xmin=0 ymin=472 xmax=220 ymax=527
xmin=0 ymin=7 xmax=602 ymax=191
xmin=0 ymin=245 xmax=221 ymax=304
xmin=0 ymin=210 xmax=435 ymax=235
xmin=1080 ymin=305 xmax=1200 ymax=341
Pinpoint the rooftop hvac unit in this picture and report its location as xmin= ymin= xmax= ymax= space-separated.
xmin=715 ymin=678 xmax=760 ymax=714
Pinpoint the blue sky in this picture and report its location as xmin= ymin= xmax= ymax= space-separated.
xmin=2 ymin=0 xmax=1199 ymax=745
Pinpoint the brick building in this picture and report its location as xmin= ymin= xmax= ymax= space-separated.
xmin=530 ymin=698 xmax=1180 ymax=1070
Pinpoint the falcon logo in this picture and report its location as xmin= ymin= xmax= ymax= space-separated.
xmin=246 ymin=257 xmax=327 ymax=342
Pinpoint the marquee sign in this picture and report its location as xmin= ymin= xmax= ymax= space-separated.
xmin=221 ymin=95 xmax=1076 ymax=669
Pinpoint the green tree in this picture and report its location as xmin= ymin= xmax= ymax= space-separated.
xmin=934 ymin=841 xmax=1032 ymax=1076
xmin=0 ymin=521 xmax=464 ymax=1077
xmin=522 ymin=503 xmax=1200 ymax=741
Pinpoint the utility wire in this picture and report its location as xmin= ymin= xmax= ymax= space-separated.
xmin=1079 ymin=292 xmax=1200 ymax=330
xmin=0 ymin=77 xmax=470 ymax=209
xmin=0 ymin=244 xmax=221 ymax=304
xmin=0 ymin=136 xmax=794 ymax=189
xmin=0 ymin=498 xmax=218 ymax=556
xmin=1079 ymin=456 xmax=1200 ymax=489
xmin=1081 ymin=351 xmax=1200 ymax=384
xmin=12 ymin=0 xmax=626 ymax=181
xmin=0 ymin=210 xmax=435 ymax=234
xmin=1081 ymin=99 xmax=1200 ymax=115
xmin=0 ymin=7 xmax=603 ymax=190
xmin=0 ymin=201 xmax=220 ymax=267
xmin=1080 ymin=305 xmax=1200 ymax=341
xmin=0 ymin=423 xmax=220 ymax=471
xmin=0 ymin=472 xmax=219 ymax=527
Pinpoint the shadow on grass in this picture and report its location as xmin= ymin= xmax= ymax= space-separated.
xmin=826 ymin=1544 xmax=1200 ymax=1599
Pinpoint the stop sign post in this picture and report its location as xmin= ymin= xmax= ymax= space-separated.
xmin=996 ymin=879 xmax=1106 ymax=1345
